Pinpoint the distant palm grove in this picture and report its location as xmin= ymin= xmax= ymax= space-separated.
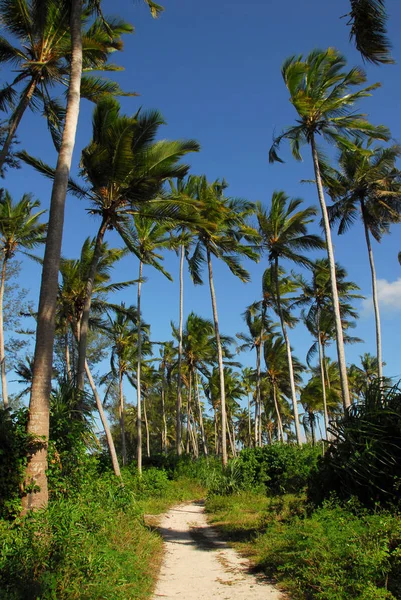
xmin=1 ymin=3 xmax=401 ymax=597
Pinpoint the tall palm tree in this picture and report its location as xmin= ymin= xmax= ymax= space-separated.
xmin=241 ymin=366 xmax=255 ymax=447
xmin=129 ymin=215 xmax=173 ymax=473
xmin=257 ymin=192 xmax=324 ymax=444
xmin=0 ymin=0 xmax=134 ymax=171
xmin=0 ymin=192 xmax=46 ymax=407
xmin=348 ymin=352 xmax=392 ymax=401
xmin=188 ymin=176 xmax=259 ymax=465
xmin=346 ymin=0 xmax=393 ymax=64
xmin=22 ymin=0 xmax=162 ymax=512
xmin=325 ymin=140 xmax=401 ymax=381
xmin=269 ymin=48 xmax=389 ymax=410
xmin=236 ymin=302 xmax=274 ymax=447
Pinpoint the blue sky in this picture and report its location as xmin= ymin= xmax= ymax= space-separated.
xmin=4 ymin=0 xmax=401 ymax=404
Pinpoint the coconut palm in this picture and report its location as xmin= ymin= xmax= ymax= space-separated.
xmin=325 ymin=140 xmax=401 ymax=381
xmin=187 ymin=176 xmax=259 ymax=465
xmin=257 ymin=192 xmax=324 ymax=444
xmin=0 ymin=192 xmax=46 ymax=407
xmin=128 ymin=215 xmax=173 ymax=473
xmin=241 ymin=366 xmax=254 ymax=447
xmin=236 ymin=302 xmax=275 ymax=447
xmin=22 ymin=0 xmax=162 ymax=512
xmin=269 ymin=48 xmax=389 ymax=410
xmin=348 ymin=353 xmax=392 ymax=401
xmin=157 ymin=341 xmax=176 ymax=454
xmin=346 ymin=0 xmax=393 ymax=64
xmin=0 ymin=0 xmax=134 ymax=171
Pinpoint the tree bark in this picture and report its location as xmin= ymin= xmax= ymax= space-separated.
xmin=65 ymin=327 xmax=72 ymax=383
xmin=161 ymin=372 xmax=168 ymax=455
xmin=272 ymin=383 xmax=284 ymax=442
xmin=136 ymin=261 xmax=143 ymax=474
xmin=22 ymin=0 xmax=83 ymax=513
xmin=247 ymin=393 xmax=252 ymax=447
xmin=317 ymin=317 xmax=330 ymax=440
xmin=256 ymin=344 xmax=262 ymax=447
xmin=118 ymin=364 xmax=127 ymax=466
xmin=274 ymin=258 xmax=302 ymax=445
xmin=143 ymin=395 xmax=150 ymax=458
xmin=361 ymin=202 xmax=383 ymax=381
xmin=311 ymin=136 xmax=351 ymax=410
xmin=254 ymin=389 xmax=259 ymax=447
xmin=0 ymin=78 xmax=38 ymax=173
xmin=207 ymin=248 xmax=227 ymax=466
xmin=77 ymin=217 xmax=108 ymax=391
xmin=0 ymin=257 xmax=9 ymax=407
xmin=176 ymin=244 xmax=184 ymax=455
xmin=85 ymin=360 xmax=121 ymax=478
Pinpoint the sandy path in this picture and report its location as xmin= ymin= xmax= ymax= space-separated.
xmin=153 ymin=501 xmax=285 ymax=600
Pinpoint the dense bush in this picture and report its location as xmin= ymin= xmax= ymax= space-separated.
xmin=309 ymin=382 xmax=401 ymax=508
xmin=233 ymin=443 xmax=321 ymax=495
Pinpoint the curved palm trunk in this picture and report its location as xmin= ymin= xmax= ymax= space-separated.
xmin=143 ymin=395 xmax=150 ymax=458
xmin=176 ymin=244 xmax=184 ymax=455
xmin=317 ymin=320 xmax=330 ymax=440
xmin=207 ymin=248 xmax=227 ymax=466
xmin=0 ymin=257 xmax=9 ymax=407
xmin=311 ymin=136 xmax=351 ymax=410
xmin=227 ymin=418 xmax=236 ymax=456
xmin=118 ymin=364 xmax=127 ymax=466
xmin=161 ymin=376 xmax=168 ymax=455
xmin=195 ymin=371 xmax=208 ymax=456
xmin=23 ymin=0 xmax=83 ymax=512
xmin=361 ymin=202 xmax=383 ymax=381
xmin=77 ymin=217 xmax=108 ymax=391
xmin=136 ymin=261 xmax=143 ymax=473
xmin=0 ymin=78 xmax=38 ymax=173
xmin=274 ymin=259 xmax=302 ymax=445
xmin=65 ymin=327 xmax=72 ymax=383
xmin=85 ymin=360 xmax=121 ymax=478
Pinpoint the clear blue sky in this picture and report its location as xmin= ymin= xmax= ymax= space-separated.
xmin=4 ymin=0 xmax=401 ymax=404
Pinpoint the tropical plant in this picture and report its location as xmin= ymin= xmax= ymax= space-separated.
xmin=325 ymin=140 xmax=401 ymax=381
xmin=187 ymin=176 xmax=259 ymax=465
xmin=348 ymin=352 xmax=392 ymax=401
xmin=269 ymin=47 xmax=389 ymax=410
xmin=22 ymin=0 xmax=162 ymax=512
xmin=257 ymin=191 xmax=324 ymax=444
xmin=346 ymin=0 xmax=393 ymax=64
xmin=0 ymin=192 xmax=46 ymax=407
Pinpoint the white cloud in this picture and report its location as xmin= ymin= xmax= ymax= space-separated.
xmin=361 ymin=278 xmax=401 ymax=316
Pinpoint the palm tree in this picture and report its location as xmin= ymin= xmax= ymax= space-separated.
xmin=346 ymin=0 xmax=393 ymax=64
xmin=295 ymin=258 xmax=363 ymax=432
xmin=188 ymin=176 xmax=259 ymax=465
xmin=325 ymin=140 xmax=401 ymax=381
xmin=0 ymin=192 xmax=46 ymax=407
xmin=241 ymin=366 xmax=255 ymax=447
xmin=237 ymin=302 xmax=275 ymax=447
xmin=22 ymin=0 xmax=162 ymax=512
xmin=157 ymin=341 xmax=176 ymax=454
xmin=0 ymin=0 xmax=134 ymax=171
xmin=257 ymin=192 xmax=324 ymax=445
xmin=129 ymin=215 xmax=173 ymax=473
xmin=269 ymin=48 xmax=389 ymax=410
xmin=348 ymin=353 xmax=392 ymax=401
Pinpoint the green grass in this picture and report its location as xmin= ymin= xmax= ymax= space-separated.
xmin=206 ymin=492 xmax=401 ymax=600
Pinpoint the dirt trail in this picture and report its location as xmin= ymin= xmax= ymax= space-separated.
xmin=153 ymin=501 xmax=285 ymax=600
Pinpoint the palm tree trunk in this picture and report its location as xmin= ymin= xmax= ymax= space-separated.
xmin=176 ymin=244 xmax=184 ymax=455
xmin=195 ymin=371 xmax=208 ymax=456
xmin=272 ymin=383 xmax=284 ymax=442
xmin=85 ymin=360 xmax=121 ymax=478
xmin=309 ymin=411 xmax=316 ymax=446
xmin=274 ymin=258 xmax=302 ymax=445
xmin=214 ymin=408 xmax=218 ymax=455
xmin=232 ymin=421 xmax=237 ymax=455
xmin=256 ymin=344 xmax=262 ymax=447
xmin=143 ymin=395 xmax=150 ymax=458
xmin=317 ymin=322 xmax=329 ymax=439
xmin=136 ymin=261 xmax=143 ymax=473
xmin=77 ymin=217 xmax=108 ymax=391
xmin=0 ymin=77 xmax=38 ymax=173
xmin=311 ymin=135 xmax=351 ymax=410
xmin=186 ymin=373 xmax=192 ymax=454
xmin=118 ymin=365 xmax=127 ymax=466
xmin=361 ymin=202 xmax=383 ymax=381
xmin=254 ymin=391 xmax=259 ymax=446
xmin=23 ymin=0 xmax=83 ymax=513
xmin=0 ymin=257 xmax=9 ymax=408
xmin=65 ymin=327 xmax=72 ymax=383
xmin=161 ymin=376 xmax=168 ymax=455
xmin=227 ymin=418 xmax=235 ymax=456
xmin=207 ymin=248 xmax=227 ymax=466
xmin=247 ymin=393 xmax=252 ymax=447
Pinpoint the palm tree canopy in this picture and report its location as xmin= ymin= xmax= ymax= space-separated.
xmin=269 ymin=48 xmax=389 ymax=164
xmin=257 ymin=191 xmax=325 ymax=267
xmin=324 ymin=140 xmax=401 ymax=242
xmin=346 ymin=0 xmax=393 ymax=65
xmin=0 ymin=191 xmax=46 ymax=260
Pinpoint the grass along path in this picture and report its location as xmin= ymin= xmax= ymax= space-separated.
xmin=153 ymin=501 xmax=285 ymax=600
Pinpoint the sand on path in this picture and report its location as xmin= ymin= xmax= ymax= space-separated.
xmin=153 ymin=501 xmax=285 ymax=600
